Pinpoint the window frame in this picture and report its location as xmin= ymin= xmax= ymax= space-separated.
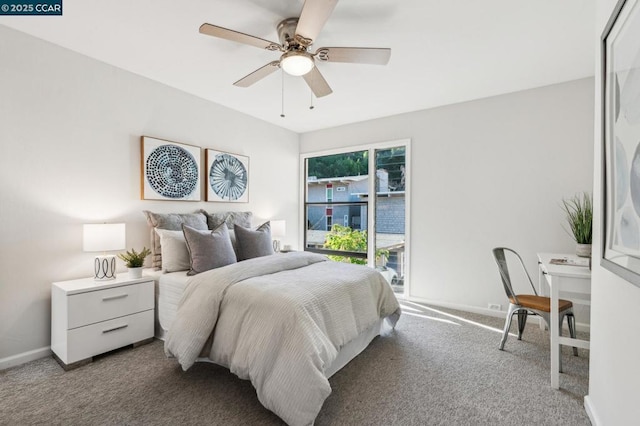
xmin=299 ymin=139 xmax=411 ymax=295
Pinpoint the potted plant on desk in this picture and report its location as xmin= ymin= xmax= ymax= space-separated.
xmin=562 ymin=192 xmax=593 ymax=257
xmin=118 ymin=247 xmax=151 ymax=278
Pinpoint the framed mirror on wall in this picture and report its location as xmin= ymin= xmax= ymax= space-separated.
xmin=601 ymin=0 xmax=640 ymax=288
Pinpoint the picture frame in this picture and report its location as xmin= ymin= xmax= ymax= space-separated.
xmin=205 ymin=149 xmax=250 ymax=203
xmin=141 ymin=136 xmax=201 ymax=201
xmin=601 ymin=0 xmax=640 ymax=288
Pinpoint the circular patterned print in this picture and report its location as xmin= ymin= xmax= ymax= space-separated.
xmin=616 ymin=138 xmax=629 ymax=210
xmin=630 ymin=141 xmax=640 ymax=216
xmin=146 ymin=144 xmax=199 ymax=198
xmin=620 ymin=206 xmax=640 ymax=250
xmin=615 ymin=73 xmax=620 ymax=122
xmin=209 ymin=153 xmax=247 ymax=201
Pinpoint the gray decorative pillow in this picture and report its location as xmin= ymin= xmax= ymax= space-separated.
xmin=199 ymin=210 xmax=252 ymax=231
xmin=234 ymin=222 xmax=274 ymax=261
xmin=143 ymin=211 xmax=208 ymax=269
xmin=154 ymin=229 xmax=190 ymax=273
xmin=183 ymin=224 xmax=237 ymax=275
xmin=228 ymin=229 xmax=238 ymax=254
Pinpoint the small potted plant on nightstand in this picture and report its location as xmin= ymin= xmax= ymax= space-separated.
xmin=562 ymin=192 xmax=593 ymax=257
xmin=117 ymin=247 xmax=151 ymax=278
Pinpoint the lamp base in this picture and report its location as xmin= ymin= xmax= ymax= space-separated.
xmin=94 ymin=255 xmax=117 ymax=281
xmin=272 ymin=240 xmax=281 ymax=253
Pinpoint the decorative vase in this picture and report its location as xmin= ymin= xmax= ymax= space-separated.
xmin=576 ymin=243 xmax=592 ymax=258
xmin=128 ymin=267 xmax=143 ymax=279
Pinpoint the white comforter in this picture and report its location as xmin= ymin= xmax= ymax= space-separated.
xmin=165 ymin=252 xmax=400 ymax=426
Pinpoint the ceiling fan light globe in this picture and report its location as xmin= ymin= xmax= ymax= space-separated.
xmin=281 ymin=52 xmax=314 ymax=76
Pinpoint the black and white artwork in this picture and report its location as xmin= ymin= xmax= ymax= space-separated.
xmin=603 ymin=0 xmax=640 ymax=287
xmin=141 ymin=136 xmax=201 ymax=201
xmin=205 ymin=149 xmax=249 ymax=203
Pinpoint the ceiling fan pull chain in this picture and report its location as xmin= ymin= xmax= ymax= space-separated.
xmin=280 ymin=69 xmax=285 ymax=118
xmin=310 ymin=88 xmax=315 ymax=110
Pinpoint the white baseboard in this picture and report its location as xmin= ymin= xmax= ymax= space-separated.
xmin=0 ymin=346 xmax=51 ymax=371
xmin=404 ymin=296 xmax=506 ymax=318
xmin=573 ymin=322 xmax=590 ymax=333
xmin=403 ymin=296 xmax=591 ymax=332
xmin=584 ymin=395 xmax=600 ymax=425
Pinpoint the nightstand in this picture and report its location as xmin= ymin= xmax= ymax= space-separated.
xmin=51 ymin=275 xmax=154 ymax=370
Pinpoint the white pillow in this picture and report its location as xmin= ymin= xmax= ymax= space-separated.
xmin=154 ymin=229 xmax=190 ymax=272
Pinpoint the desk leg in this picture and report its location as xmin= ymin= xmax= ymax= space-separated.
xmin=538 ymin=264 xmax=545 ymax=330
xmin=550 ymin=274 xmax=560 ymax=389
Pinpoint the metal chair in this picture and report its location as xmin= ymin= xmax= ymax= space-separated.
xmin=492 ymin=248 xmax=578 ymax=368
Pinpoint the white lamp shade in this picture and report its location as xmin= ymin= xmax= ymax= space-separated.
xmin=271 ymin=220 xmax=286 ymax=238
xmin=281 ymin=52 xmax=314 ymax=76
xmin=83 ymin=223 xmax=126 ymax=252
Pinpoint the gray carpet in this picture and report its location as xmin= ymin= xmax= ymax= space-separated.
xmin=0 ymin=302 xmax=590 ymax=425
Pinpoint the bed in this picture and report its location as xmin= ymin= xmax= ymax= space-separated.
xmin=142 ymin=268 xmax=188 ymax=340
xmin=142 ymin=210 xmax=400 ymax=425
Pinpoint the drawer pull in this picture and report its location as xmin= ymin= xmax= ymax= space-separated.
xmin=102 ymin=293 xmax=128 ymax=301
xmin=102 ymin=324 xmax=128 ymax=334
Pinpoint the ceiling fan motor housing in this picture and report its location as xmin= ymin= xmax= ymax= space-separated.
xmin=277 ymin=18 xmax=310 ymax=50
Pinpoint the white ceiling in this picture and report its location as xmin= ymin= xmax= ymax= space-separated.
xmin=0 ymin=0 xmax=595 ymax=133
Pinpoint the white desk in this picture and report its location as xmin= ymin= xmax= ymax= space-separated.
xmin=537 ymin=253 xmax=591 ymax=389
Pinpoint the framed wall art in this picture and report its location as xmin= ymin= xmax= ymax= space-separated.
xmin=601 ymin=0 xmax=640 ymax=287
xmin=141 ymin=136 xmax=201 ymax=201
xmin=205 ymin=149 xmax=249 ymax=203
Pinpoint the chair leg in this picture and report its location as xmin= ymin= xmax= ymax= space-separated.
xmin=517 ymin=310 xmax=528 ymax=340
xmin=567 ymin=314 xmax=579 ymax=356
xmin=499 ymin=304 xmax=519 ymax=350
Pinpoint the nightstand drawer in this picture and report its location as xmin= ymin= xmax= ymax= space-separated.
xmin=67 ymin=281 xmax=153 ymax=329
xmin=66 ymin=310 xmax=154 ymax=364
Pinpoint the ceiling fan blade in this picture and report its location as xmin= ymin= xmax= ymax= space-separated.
xmin=295 ymin=0 xmax=339 ymax=45
xmin=233 ymin=61 xmax=280 ymax=87
xmin=314 ymin=47 xmax=391 ymax=65
xmin=199 ymin=23 xmax=282 ymax=51
xmin=302 ymin=66 xmax=333 ymax=98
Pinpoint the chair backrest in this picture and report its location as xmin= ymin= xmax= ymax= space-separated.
xmin=492 ymin=247 xmax=538 ymax=305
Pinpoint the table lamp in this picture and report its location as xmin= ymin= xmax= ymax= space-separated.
xmin=271 ymin=220 xmax=286 ymax=252
xmin=83 ymin=223 xmax=126 ymax=281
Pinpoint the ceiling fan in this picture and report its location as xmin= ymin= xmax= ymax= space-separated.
xmin=199 ymin=0 xmax=391 ymax=98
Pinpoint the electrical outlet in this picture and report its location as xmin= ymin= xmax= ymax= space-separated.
xmin=488 ymin=303 xmax=501 ymax=311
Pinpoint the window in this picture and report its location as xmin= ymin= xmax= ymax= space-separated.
xmin=301 ymin=140 xmax=410 ymax=294
xmin=304 ymin=150 xmax=368 ymax=262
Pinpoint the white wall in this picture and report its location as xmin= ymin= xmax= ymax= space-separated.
xmin=585 ymin=1 xmax=640 ymax=424
xmin=0 ymin=26 xmax=299 ymax=366
xmin=301 ymin=79 xmax=594 ymax=319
